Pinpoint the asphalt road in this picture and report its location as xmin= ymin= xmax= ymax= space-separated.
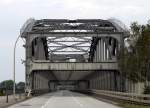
xmin=7 ymin=90 xmax=120 ymax=108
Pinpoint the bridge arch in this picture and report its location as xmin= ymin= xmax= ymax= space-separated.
xmin=21 ymin=18 xmax=129 ymax=94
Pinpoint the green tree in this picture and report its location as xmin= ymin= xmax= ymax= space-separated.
xmin=16 ymin=82 xmax=25 ymax=90
xmin=0 ymin=80 xmax=14 ymax=90
xmin=118 ymin=21 xmax=150 ymax=83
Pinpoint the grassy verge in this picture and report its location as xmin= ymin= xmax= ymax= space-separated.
xmin=120 ymin=103 xmax=150 ymax=108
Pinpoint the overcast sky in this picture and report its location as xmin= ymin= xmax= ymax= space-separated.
xmin=0 ymin=0 xmax=150 ymax=82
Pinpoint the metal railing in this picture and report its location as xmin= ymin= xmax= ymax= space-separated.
xmin=90 ymin=89 xmax=150 ymax=105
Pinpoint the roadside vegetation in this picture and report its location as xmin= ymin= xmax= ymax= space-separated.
xmin=120 ymin=103 xmax=150 ymax=108
xmin=0 ymin=80 xmax=25 ymax=96
xmin=118 ymin=21 xmax=150 ymax=94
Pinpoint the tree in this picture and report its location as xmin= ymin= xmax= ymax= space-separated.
xmin=130 ymin=22 xmax=141 ymax=43
xmin=118 ymin=21 xmax=150 ymax=83
xmin=16 ymin=82 xmax=25 ymax=90
xmin=0 ymin=80 xmax=14 ymax=90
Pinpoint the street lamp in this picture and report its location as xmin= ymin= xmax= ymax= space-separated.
xmin=13 ymin=35 xmax=21 ymax=98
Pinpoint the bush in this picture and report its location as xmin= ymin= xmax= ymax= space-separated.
xmin=0 ymin=89 xmax=4 ymax=96
xmin=143 ymin=86 xmax=150 ymax=94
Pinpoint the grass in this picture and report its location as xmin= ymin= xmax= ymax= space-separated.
xmin=120 ymin=103 xmax=150 ymax=108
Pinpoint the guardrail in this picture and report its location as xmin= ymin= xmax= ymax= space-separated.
xmin=89 ymin=89 xmax=150 ymax=105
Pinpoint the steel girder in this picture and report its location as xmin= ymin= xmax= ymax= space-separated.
xmin=21 ymin=19 xmax=130 ymax=93
xmin=21 ymin=19 xmax=129 ymax=61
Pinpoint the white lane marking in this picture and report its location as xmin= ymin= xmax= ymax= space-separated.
xmin=41 ymin=91 xmax=62 ymax=108
xmin=41 ymin=94 xmax=54 ymax=108
xmin=70 ymin=92 xmax=84 ymax=107
xmin=41 ymin=96 xmax=53 ymax=108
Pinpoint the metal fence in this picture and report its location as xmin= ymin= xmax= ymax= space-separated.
xmin=90 ymin=89 xmax=150 ymax=105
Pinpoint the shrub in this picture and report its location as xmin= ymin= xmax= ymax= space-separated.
xmin=143 ymin=86 xmax=150 ymax=94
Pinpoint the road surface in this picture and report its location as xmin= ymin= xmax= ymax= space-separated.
xmin=8 ymin=90 xmax=120 ymax=108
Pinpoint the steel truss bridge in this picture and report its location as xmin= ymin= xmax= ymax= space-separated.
xmin=21 ymin=19 xmax=130 ymax=94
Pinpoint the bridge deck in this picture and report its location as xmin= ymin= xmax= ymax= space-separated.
xmin=8 ymin=90 xmax=120 ymax=108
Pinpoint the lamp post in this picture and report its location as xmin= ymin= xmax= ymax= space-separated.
xmin=13 ymin=35 xmax=20 ymax=98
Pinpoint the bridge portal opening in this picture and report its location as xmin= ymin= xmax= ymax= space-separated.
xmin=48 ymin=80 xmax=89 ymax=91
